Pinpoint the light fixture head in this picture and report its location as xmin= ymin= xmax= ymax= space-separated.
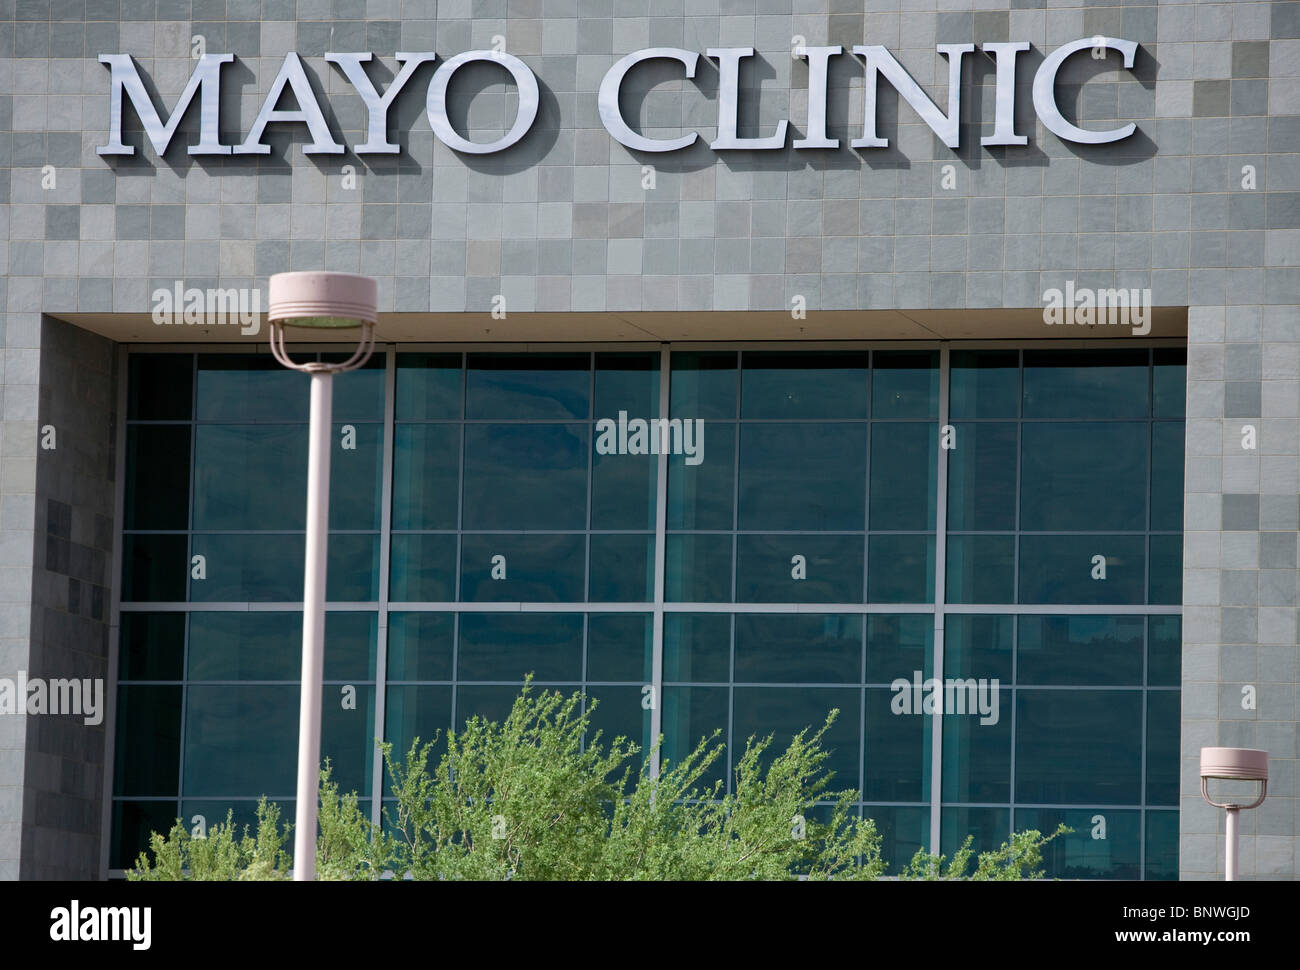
xmin=268 ymin=272 xmax=378 ymax=329
xmin=1200 ymin=746 xmax=1268 ymax=811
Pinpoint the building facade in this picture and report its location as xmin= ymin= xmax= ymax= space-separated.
xmin=0 ymin=0 xmax=1296 ymax=880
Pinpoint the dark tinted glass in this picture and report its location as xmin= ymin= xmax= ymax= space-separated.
xmin=739 ymin=423 xmax=866 ymax=531
xmin=459 ymin=533 xmax=584 ymax=602
xmin=865 ymin=686 xmax=930 ymax=801
xmin=1015 ymin=690 xmax=1142 ymax=803
xmin=865 ymin=614 xmax=932 ymax=683
xmin=1020 ymin=423 xmax=1147 ymax=532
xmin=119 ymin=612 xmax=186 ymax=681
xmin=195 ymin=356 xmax=307 ymax=422
xmin=1152 ymin=348 xmax=1186 ymax=419
xmin=946 ymin=534 xmax=1015 ymax=603
xmin=869 ymin=423 xmax=936 ymax=529
xmin=1018 ymin=535 xmax=1146 ymax=604
xmin=465 ymin=353 xmax=589 ymax=420
xmin=735 ymin=534 xmax=863 ymax=603
xmin=122 ymin=533 xmax=188 ymax=602
xmin=1022 ymin=349 xmax=1148 ymax=419
xmin=124 ymin=425 xmax=190 ymax=530
xmin=667 ymin=421 xmax=735 ymax=530
xmin=386 ymin=612 xmax=455 ymax=681
xmin=664 ymin=613 xmax=730 ymax=683
xmin=113 ymin=685 xmax=181 ymax=797
xmin=940 ymin=807 xmax=1009 ymax=859
xmin=1017 ymin=615 xmax=1144 ymax=686
xmin=946 ymin=422 xmax=1016 ymax=530
xmin=128 ymin=354 xmax=193 ymax=420
xmin=1146 ymin=690 xmax=1180 ymax=805
xmin=942 ymin=687 xmax=1011 ymax=802
xmin=665 ymin=534 xmax=732 ymax=602
xmin=732 ymin=687 xmax=859 ymax=789
xmin=949 ymin=350 xmax=1018 ymax=419
xmin=588 ymin=534 xmax=654 ymax=602
xmin=872 ymin=351 xmax=938 ymax=419
xmin=740 ymin=351 xmax=869 ymax=419
xmin=456 ymin=612 xmax=583 ymax=682
xmin=594 ymin=352 xmax=659 ymax=419
xmin=662 ymin=686 xmax=728 ymax=791
xmin=389 ymin=533 xmax=456 ymax=602
xmin=1016 ymin=808 xmax=1140 ymax=879
xmin=587 ymin=613 xmax=653 ymax=682
xmin=462 ymin=424 xmax=587 ymax=530
xmin=867 ymin=534 xmax=933 ymax=603
xmin=734 ymin=613 xmax=860 ymax=683
xmin=943 ymin=614 xmax=1012 ymax=683
xmin=670 ymin=352 xmax=736 ymax=420
xmin=392 ymin=424 xmax=460 ymax=530
xmin=395 ymin=353 xmax=462 ymax=420
xmin=1150 ymin=420 xmax=1185 ymax=531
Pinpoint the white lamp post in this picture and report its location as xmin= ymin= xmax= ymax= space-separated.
xmin=1199 ymin=746 xmax=1268 ymax=882
xmin=268 ymin=271 xmax=378 ymax=881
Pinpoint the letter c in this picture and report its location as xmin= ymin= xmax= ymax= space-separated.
xmin=1032 ymin=37 xmax=1138 ymax=145
xmin=598 ymin=48 xmax=700 ymax=152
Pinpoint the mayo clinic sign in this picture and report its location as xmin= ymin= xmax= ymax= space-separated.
xmin=98 ymin=38 xmax=1141 ymax=159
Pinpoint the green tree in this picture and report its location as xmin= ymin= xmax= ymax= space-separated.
xmin=129 ymin=679 xmax=1061 ymax=881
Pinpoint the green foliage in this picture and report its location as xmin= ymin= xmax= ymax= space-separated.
xmin=899 ymin=823 xmax=1071 ymax=881
xmin=127 ymin=797 xmax=291 ymax=881
xmin=128 ymin=679 xmax=1060 ymax=882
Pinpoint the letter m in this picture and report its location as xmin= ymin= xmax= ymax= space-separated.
xmin=99 ymin=53 xmax=233 ymax=156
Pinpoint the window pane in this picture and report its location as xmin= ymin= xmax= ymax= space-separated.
xmin=392 ymin=424 xmax=460 ymax=531
xmin=1018 ymin=535 xmax=1146 ymax=604
xmin=1020 ymin=423 xmax=1147 ymax=532
xmin=872 ymin=351 xmax=938 ymax=419
xmin=591 ymin=446 xmax=656 ymax=530
xmin=866 ymin=614 xmax=932 ymax=684
xmin=665 ymin=534 xmax=732 ymax=602
xmin=1015 ymin=808 xmax=1140 ymax=879
xmin=941 ymin=807 xmax=1009 ymax=859
xmin=584 ymin=686 xmax=652 ymax=764
xmin=863 ymin=805 xmax=929 ymax=875
xmin=670 ymin=351 xmax=736 ymax=420
xmin=386 ymin=612 xmax=454 ymax=681
xmin=870 ymin=422 xmax=936 ymax=530
xmin=587 ymin=613 xmax=653 ymax=682
xmin=326 ymin=356 xmax=385 ymax=421
xmin=389 ymin=534 xmax=456 ymax=602
xmin=396 ymin=353 xmax=462 ymax=420
xmin=946 ymin=422 xmax=1016 ymax=530
xmin=456 ymin=613 xmax=583 ymax=682
xmin=196 ymin=356 xmax=307 ymax=423
xmin=594 ymin=352 xmax=659 ymax=419
xmin=193 ymin=425 xmax=305 ymax=530
xmin=943 ymin=614 xmax=1012 ymax=684
xmin=122 ymin=534 xmax=188 ymax=602
xmin=1148 ymin=616 xmax=1181 ymax=686
xmin=1151 ymin=421 xmax=1184 ymax=532
xmin=1145 ymin=810 xmax=1179 ymax=880
xmin=328 ymin=422 xmax=383 ymax=530
xmin=735 ymin=534 xmax=863 ymax=603
xmin=187 ymin=611 xmax=375 ymax=681
xmin=1015 ymin=690 xmax=1142 ymax=804
xmin=667 ymin=422 xmax=735 ymax=530
xmin=946 ymin=535 xmax=1015 ymax=604
xmin=1148 ymin=535 xmax=1182 ymax=604
xmin=588 ymin=534 xmax=654 ymax=602
xmin=867 ymin=534 xmax=933 ymax=603
xmin=1152 ymin=348 xmax=1186 ymax=419
xmin=866 ymin=686 xmax=930 ymax=801
xmin=739 ymin=423 xmax=866 ymax=531
xmin=662 ymin=686 xmax=728 ymax=791
xmin=112 ymin=800 xmax=180 ymax=870
xmin=740 ymin=351 xmax=869 ymax=419
xmin=182 ymin=684 xmax=373 ymax=797
xmin=1022 ymin=349 xmax=1149 ymax=419
xmin=113 ymin=685 xmax=181 ymax=797
xmin=462 ymin=424 xmax=587 ymax=530
xmin=1146 ymin=690 xmax=1180 ymax=806
xmin=465 ymin=353 xmax=589 ymax=420
xmin=949 ymin=350 xmax=1018 ymax=419
xmin=1016 ymin=615 xmax=1144 ymax=686
xmin=942 ymin=687 xmax=1011 ymax=803
xmin=119 ymin=612 xmax=185 ymax=681
xmin=384 ymin=685 xmax=452 ymax=763
xmin=664 ymin=613 xmax=730 ymax=683
xmin=732 ymin=687 xmax=859 ymax=792
xmin=734 ymin=613 xmax=860 ymax=683
xmin=460 ymin=533 xmax=584 ymax=602
xmin=125 ymin=425 xmax=190 ymax=530
xmin=128 ymin=354 xmax=192 ymax=420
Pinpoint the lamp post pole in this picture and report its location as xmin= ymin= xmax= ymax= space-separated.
xmin=268 ymin=271 xmax=378 ymax=881
xmin=1199 ymin=746 xmax=1268 ymax=883
xmin=293 ymin=369 xmax=333 ymax=882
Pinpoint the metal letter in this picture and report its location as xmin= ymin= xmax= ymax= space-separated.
xmin=325 ymin=51 xmax=438 ymax=154
xmin=426 ymin=50 xmax=539 ymax=154
xmin=851 ymin=44 xmax=973 ymax=149
xmin=793 ymin=45 xmax=841 ymax=149
xmin=707 ymin=47 xmax=788 ymax=150
xmin=235 ymin=52 xmax=344 ymax=155
xmin=980 ymin=42 xmax=1029 ymax=146
xmin=1032 ymin=37 xmax=1138 ymax=144
xmin=598 ymin=47 xmax=700 ymax=152
xmin=98 ymin=53 xmax=233 ymax=156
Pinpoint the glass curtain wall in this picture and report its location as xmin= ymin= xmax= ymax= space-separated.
xmin=112 ymin=345 xmax=1184 ymax=879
